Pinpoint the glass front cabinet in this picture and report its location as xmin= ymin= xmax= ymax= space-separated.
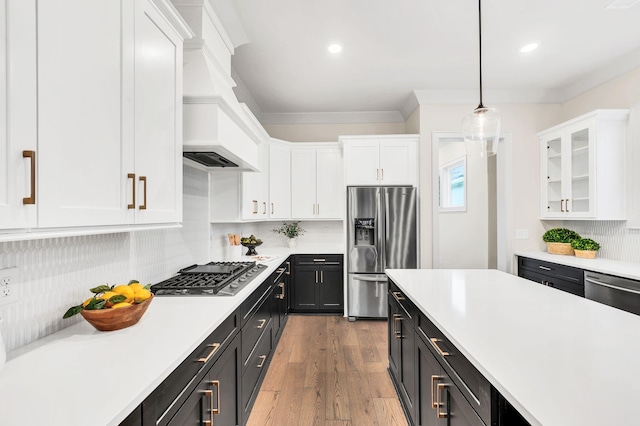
xmin=539 ymin=109 xmax=629 ymax=220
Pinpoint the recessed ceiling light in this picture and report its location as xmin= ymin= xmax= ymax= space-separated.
xmin=328 ymin=43 xmax=343 ymax=54
xmin=520 ymin=43 xmax=539 ymax=53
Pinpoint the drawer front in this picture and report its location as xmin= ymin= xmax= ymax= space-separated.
xmin=241 ymin=278 xmax=272 ymax=327
xmin=241 ymin=321 xmax=273 ymax=410
xmin=519 ymin=268 xmax=585 ymax=297
xmin=144 ymin=309 xmax=239 ymax=425
xmin=389 ymin=279 xmax=415 ymax=324
xmin=241 ymin=297 xmax=272 ymax=366
xmin=518 ymin=256 xmax=583 ymax=283
xmin=417 ymin=312 xmax=491 ymax=426
xmin=294 ymin=254 xmax=343 ymax=266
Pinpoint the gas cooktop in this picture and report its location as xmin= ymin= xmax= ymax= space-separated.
xmin=150 ymin=261 xmax=267 ymax=296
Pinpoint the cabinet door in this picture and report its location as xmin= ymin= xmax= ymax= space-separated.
xmin=316 ymin=148 xmax=344 ymax=219
xmin=290 ymin=149 xmax=317 ymax=219
xmin=269 ymin=143 xmax=291 ymax=219
xmin=241 ymin=170 xmax=261 ymax=219
xmin=399 ymin=305 xmax=417 ymax=423
xmin=318 ymin=267 xmax=343 ymax=311
xmin=0 ymin=0 xmax=37 ymax=229
xmin=379 ymin=139 xmax=417 ymax=185
xmin=566 ymin=122 xmax=595 ymax=217
xmin=133 ymin=0 xmax=182 ymax=224
xmin=37 ymin=0 xmax=134 ymax=227
xmin=343 ymin=140 xmax=379 ymax=185
xmin=388 ymin=296 xmax=401 ymax=383
xmin=209 ymin=336 xmax=241 ymax=426
xmin=292 ymin=267 xmax=318 ymax=310
xmin=541 ymin=131 xmax=564 ymax=218
xmin=417 ymin=337 xmax=446 ymax=426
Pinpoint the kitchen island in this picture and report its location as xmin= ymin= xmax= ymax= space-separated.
xmin=385 ymin=268 xmax=640 ymax=426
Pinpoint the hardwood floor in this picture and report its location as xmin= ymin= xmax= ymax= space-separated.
xmin=247 ymin=315 xmax=408 ymax=426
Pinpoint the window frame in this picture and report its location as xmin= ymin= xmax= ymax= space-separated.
xmin=439 ymin=156 xmax=467 ymax=212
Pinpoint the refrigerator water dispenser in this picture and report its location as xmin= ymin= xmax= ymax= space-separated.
xmin=354 ymin=218 xmax=375 ymax=246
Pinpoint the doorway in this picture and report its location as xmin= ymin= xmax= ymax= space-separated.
xmin=431 ymin=132 xmax=512 ymax=271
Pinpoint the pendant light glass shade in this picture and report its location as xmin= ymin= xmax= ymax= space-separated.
xmin=463 ymin=0 xmax=501 ymax=157
xmin=462 ymin=106 xmax=501 ymax=157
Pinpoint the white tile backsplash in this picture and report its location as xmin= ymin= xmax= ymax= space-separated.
xmin=564 ymin=220 xmax=640 ymax=263
xmin=0 ymin=166 xmax=211 ymax=352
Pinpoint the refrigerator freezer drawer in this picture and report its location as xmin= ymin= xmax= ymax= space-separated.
xmin=348 ymin=274 xmax=388 ymax=319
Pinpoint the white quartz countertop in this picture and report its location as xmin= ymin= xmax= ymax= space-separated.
xmin=0 ymin=259 xmax=291 ymax=426
xmin=385 ymin=268 xmax=640 ymax=426
xmin=515 ymin=250 xmax=640 ymax=280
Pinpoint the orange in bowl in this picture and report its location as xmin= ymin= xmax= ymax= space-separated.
xmin=80 ymin=295 xmax=153 ymax=331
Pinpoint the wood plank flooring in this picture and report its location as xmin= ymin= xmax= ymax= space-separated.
xmin=247 ymin=315 xmax=408 ymax=426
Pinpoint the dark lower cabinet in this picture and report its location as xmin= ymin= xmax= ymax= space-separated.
xmin=167 ymin=333 xmax=241 ymax=426
xmin=120 ymin=406 xmax=142 ymax=426
xmin=517 ymin=256 xmax=585 ymax=297
xmin=388 ymin=287 xmax=416 ymax=425
xmin=292 ymin=255 xmax=343 ymax=313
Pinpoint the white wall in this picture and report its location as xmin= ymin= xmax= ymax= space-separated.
xmin=0 ymin=166 xmax=211 ymax=352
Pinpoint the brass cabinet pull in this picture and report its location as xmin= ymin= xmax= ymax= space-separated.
xmin=381 ymin=168 xmax=384 ymax=180
xmin=436 ymin=383 xmax=448 ymax=418
xmin=252 ymin=200 xmax=258 ymax=214
xmin=198 ymin=343 xmax=221 ymax=363
xmin=271 ymin=202 xmax=274 ymax=215
xmin=257 ymin=318 xmax=267 ymax=329
xmin=139 ymin=176 xmax=147 ymax=210
xmin=393 ymin=314 xmax=402 ymax=339
xmin=560 ymin=199 xmax=565 ymax=212
xmin=538 ymin=265 xmax=551 ymax=271
xmin=392 ymin=291 xmax=405 ymax=301
xmin=317 ymin=204 xmax=320 ymax=215
xmin=127 ymin=173 xmax=136 ymax=209
xmin=203 ymin=389 xmax=214 ymax=425
xmin=285 ymin=261 xmax=291 ymax=275
xmin=210 ymin=380 xmax=220 ymax=415
xmin=315 ymin=271 xmax=318 ymax=283
xmin=257 ymin=355 xmax=267 ymax=368
xmin=431 ymin=375 xmax=444 ymax=408
xmin=376 ymin=168 xmax=379 ymax=180
xmin=312 ymin=203 xmax=316 ymax=215
xmin=263 ymin=201 xmax=266 ymax=214
xmin=276 ymin=267 xmax=286 ymax=274
xmin=429 ymin=338 xmax=450 ymax=357
xmin=313 ymin=259 xmax=326 ymax=262
xmin=22 ymin=150 xmax=36 ymax=204
xmin=320 ymin=270 xmax=324 ymax=284
xmin=566 ymin=198 xmax=570 ymax=212
xmin=279 ymin=282 xmax=285 ymax=299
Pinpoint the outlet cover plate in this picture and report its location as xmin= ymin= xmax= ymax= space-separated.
xmin=0 ymin=267 xmax=18 ymax=306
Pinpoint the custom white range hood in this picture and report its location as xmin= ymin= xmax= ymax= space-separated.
xmin=174 ymin=0 xmax=267 ymax=171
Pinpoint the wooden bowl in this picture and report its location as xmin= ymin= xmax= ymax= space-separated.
xmin=80 ymin=295 xmax=153 ymax=331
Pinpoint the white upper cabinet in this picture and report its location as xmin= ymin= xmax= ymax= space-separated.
xmin=241 ymin=143 xmax=269 ymax=220
xmin=2 ymin=0 xmax=190 ymax=234
xmin=269 ymin=141 xmax=291 ymax=220
xmin=340 ymin=135 xmax=418 ymax=186
xmin=133 ymin=0 xmax=185 ymax=224
xmin=291 ymin=145 xmax=343 ymax=220
xmin=539 ymin=109 xmax=629 ymax=220
xmin=0 ymin=0 xmax=37 ymax=230
xmin=36 ymin=0 xmax=135 ymax=228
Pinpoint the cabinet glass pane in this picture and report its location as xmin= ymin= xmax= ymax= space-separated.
xmin=570 ymin=128 xmax=590 ymax=213
xmin=546 ymin=137 xmax=562 ymax=213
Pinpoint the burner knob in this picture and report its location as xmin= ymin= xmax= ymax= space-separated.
xmin=252 ymin=268 xmax=258 ymax=272
xmin=246 ymin=272 xmax=253 ymax=277
xmin=239 ymin=277 xmax=246 ymax=282
xmin=230 ymin=283 xmax=238 ymax=288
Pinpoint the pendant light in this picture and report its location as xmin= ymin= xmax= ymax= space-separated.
xmin=462 ymin=0 xmax=501 ymax=157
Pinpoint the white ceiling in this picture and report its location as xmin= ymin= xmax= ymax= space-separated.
xmin=220 ymin=0 xmax=640 ymax=122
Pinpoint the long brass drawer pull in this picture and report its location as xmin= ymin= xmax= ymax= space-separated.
xmin=22 ymin=150 xmax=36 ymax=204
xmin=139 ymin=176 xmax=147 ymax=210
xmin=429 ymin=338 xmax=450 ymax=357
xmin=392 ymin=291 xmax=405 ymax=301
xmin=263 ymin=201 xmax=266 ymax=214
xmin=271 ymin=202 xmax=274 ymax=215
xmin=257 ymin=355 xmax=267 ymax=368
xmin=127 ymin=173 xmax=135 ymax=209
xmin=198 ymin=343 xmax=221 ymax=363
xmin=313 ymin=258 xmax=326 ymax=262
xmin=252 ymin=200 xmax=258 ymax=214
xmin=431 ymin=375 xmax=444 ymax=408
xmin=279 ymin=282 xmax=285 ymax=299
xmin=276 ymin=267 xmax=286 ymax=274
xmin=538 ymin=265 xmax=551 ymax=271
xmin=436 ymin=383 xmax=448 ymax=418
xmin=285 ymin=261 xmax=291 ymax=275
xmin=210 ymin=380 xmax=220 ymax=415
xmin=203 ymin=389 xmax=214 ymax=425
xmin=257 ymin=319 xmax=267 ymax=329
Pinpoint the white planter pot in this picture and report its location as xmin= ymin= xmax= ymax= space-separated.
xmin=288 ymin=238 xmax=297 ymax=248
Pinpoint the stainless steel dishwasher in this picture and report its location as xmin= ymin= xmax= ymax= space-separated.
xmin=584 ymin=271 xmax=640 ymax=316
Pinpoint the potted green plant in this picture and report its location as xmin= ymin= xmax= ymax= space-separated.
xmin=542 ymin=228 xmax=581 ymax=255
xmin=272 ymin=221 xmax=306 ymax=248
xmin=570 ymin=238 xmax=601 ymax=259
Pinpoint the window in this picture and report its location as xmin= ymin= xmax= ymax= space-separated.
xmin=439 ymin=156 xmax=466 ymax=212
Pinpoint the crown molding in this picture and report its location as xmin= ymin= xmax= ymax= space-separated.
xmin=149 ymin=0 xmax=195 ymax=40
xmin=231 ymin=68 xmax=264 ymax=122
xmin=259 ymin=110 xmax=405 ymax=125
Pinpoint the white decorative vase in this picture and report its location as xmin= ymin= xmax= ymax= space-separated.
xmin=288 ymin=238 xmax=297 ymax=248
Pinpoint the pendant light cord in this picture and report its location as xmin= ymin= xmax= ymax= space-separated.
xmin=477 ymin=0 xmax=484 ymax=109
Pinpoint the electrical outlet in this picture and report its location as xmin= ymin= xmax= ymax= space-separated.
xmin=515 ymin=229 xmax=530 ymax=240
xmin=0 ymin=267 xmax=18 ymax=306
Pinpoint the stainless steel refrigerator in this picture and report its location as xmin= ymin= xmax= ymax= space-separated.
xmin=347 ymin=186 xmax=417 ymax=320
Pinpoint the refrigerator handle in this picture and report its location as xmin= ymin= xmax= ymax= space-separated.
xmin=385 ymin=193 xmax=390 ymax=242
